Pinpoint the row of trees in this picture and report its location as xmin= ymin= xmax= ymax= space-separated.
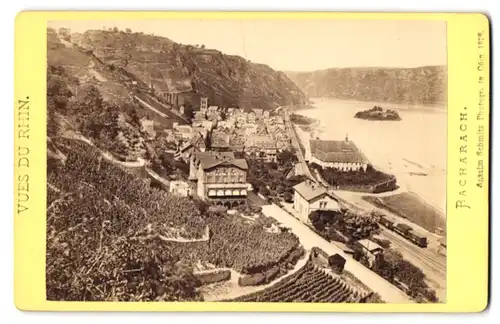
xmin=370 ymin=249 xmax=438 ymax=303
xmin=309 ymin=162 xmax=396 ymax=188
xmin=309 ymin=209 xmax=381 ymax=243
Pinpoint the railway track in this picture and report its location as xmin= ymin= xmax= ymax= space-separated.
xmin=381 ymin=229 xmax=446 ymax=277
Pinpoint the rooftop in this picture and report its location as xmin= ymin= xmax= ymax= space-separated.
xmin=211 ymin=132 xmax=230 ymax=148
xmin=195 ymin=151 xmax=248 ymax=171
xmin=310 ymin=138 xmax=369 ymax=164
xmin=245 ymin=135 xmax=276 ymax=149
xmin=293 ymin=179 xmax=333 ymax=201
xmin=252 ymin=108 xmax=264 ymax=116
xmin=357 ymin=239 xmax=383 ymax=253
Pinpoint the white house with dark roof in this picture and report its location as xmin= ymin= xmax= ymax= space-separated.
xmin=306 ymin=135 xmax=369 ymax=172
xmin=292 ymin=179 xmax=340 ymax=223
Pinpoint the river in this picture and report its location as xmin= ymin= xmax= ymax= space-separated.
xmin=294 ymin=98 xmax=447 ymax=215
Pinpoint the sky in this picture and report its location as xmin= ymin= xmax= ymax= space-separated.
xmin=48 ymin=19 xmax=447 ymax=72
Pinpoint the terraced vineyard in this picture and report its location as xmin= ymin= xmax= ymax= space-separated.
xmin=229 ymin=261 xmax=366 ymax=303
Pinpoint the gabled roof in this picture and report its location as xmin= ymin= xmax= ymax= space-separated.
xmin=310 ymin=139 xmax=368 ymax=164
xmin=293 ymin=180 xmax=334 ymax=202
xmin=357 ymin=239 xmax=383 ymax=253
xmin=252 ymin=108 xmax=263 ymax=116
xmin=195 ymin=151 xmax=248 ymax=171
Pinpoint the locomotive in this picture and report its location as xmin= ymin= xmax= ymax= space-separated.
xmin=378 ymin=215 xmax=428 ymax=248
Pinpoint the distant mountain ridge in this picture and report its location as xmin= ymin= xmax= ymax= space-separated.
xmin=69 ymin=29 xmax=308 ymax=110
xmin=285 ymin=66 xmax=446 ymax=105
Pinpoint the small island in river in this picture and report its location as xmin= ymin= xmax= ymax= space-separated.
xmin=354 ymin=106 xmax=402 ymax=121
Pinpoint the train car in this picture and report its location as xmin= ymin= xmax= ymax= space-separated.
xmin=393 ymin=223 xmax=413 ymax=236
xmin=406 ymin=230 xmax=428 ymax=248
xmin=378 ymin=215 xmax=395 ymax=230
xmin=393 ymin=223 xmax=428 ymax=248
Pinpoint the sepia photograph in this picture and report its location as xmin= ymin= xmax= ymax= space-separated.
xmin=46 ymin=19 xmax=447 ymax=304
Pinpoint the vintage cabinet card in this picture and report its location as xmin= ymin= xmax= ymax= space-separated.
xmin=14 ymin=11 xmax=489 ymax=312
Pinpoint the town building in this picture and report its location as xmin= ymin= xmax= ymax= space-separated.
xmin=189 ymin=151 xmax=249 ymax=208
xmin=174 ymin=132 xmax=207 ymax=162
xmin=292 ymin=180 xmax=341 ymax=223
xmin=201 ymin=120 xmax=215 ymax=131
xmin=244 ymin=135 xmax=277 ymax=163
xmin=140 ymin=119 xmax=156 ymax=139
xmin=217 ymin=120 xmax=236 ymax=131
xmin=173 ymin=124 xmax=194 ymax=140
xmin=255 ymin=123 xmax=268 ymax=136
xmin=247 ymin=111 xmax=257 ymax=123
xmin=194 ymin=110 xmax=206 ymax=121
xmin=306 ymin=136 xmax=369 ymax=171
xmin=229 ymin=132 xmax=245 ymax=153
xmin=227 ymin=108 xmax=236 ymax=116
xmin=192 ymin=126 xmax=209 ymax=139
xmin=355 ymin=239 xmax=384 ymax=268
xmin=208 ymin=105 xmax=219 ymax=114
xmin=252 ymin=108 xmax=264 ymax=119
xmin=169 ymin=180 xmax=193 ymax=197
xmin=236 ymin=114 xmax=247 ymax=126
xmin=210 ymin=132 xmax=231 ymax=152
xmin=244 ymin=124 xmax=259 ymax=136
xmin=268 ymin=126 xmax=290 ymax=151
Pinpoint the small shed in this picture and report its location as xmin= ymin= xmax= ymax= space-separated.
xmin=310 ymin=247 xmax=346 ymax=273
xmin=356 ymin=239 xmax=384 ymax=268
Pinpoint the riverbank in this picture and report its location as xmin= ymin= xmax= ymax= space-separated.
xmin=290 ymin=98 xmax=446 ymax=215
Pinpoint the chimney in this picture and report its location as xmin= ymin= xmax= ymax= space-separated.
xmin=345 ymin=133 xmax=349 ymax=142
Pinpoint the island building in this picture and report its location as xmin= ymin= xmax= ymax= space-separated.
xmin=189 ymin=151 xmax=249 ymax=208
xmin=292 ymin=180 xmax=341 ymax=224
xmin=305 ymin=135 xmax=369 ymax=172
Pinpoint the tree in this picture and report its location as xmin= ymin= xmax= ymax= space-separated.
xmin=125 ymin=28 xmax=132 ymax=33
xmin=201 ymin=44 xmax=206 ymax=49
xmin=259 ymin=186 xmax=271 ymax=197
xmin=113 ymin=26 xmax=119 ymax=33
xmin=283 ymin=192 xmax=293 ymax=203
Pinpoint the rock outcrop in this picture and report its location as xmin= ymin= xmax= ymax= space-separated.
xmin=286 ymin=66 xmax=446 ymax=105
xmin=71 ymin=29 xmax=308 ymax=110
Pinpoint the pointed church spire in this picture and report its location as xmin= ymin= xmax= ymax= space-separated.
xmin=345 ymin=133 xmax=349 ymax=142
